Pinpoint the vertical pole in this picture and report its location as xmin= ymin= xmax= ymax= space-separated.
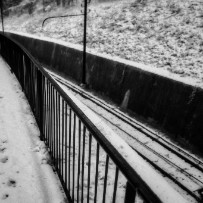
xmin=43 ymin=0 xmax=45 ymax=12
xmin=82 ymin=0 xmax=87 ymax=85
xmin=124 ymin=181 xmax=136 ymax=203
xmin=0 ymin=0 xmax=4 ymax=33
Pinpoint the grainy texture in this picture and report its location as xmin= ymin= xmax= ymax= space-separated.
xmin=5 ymin=0 xmax=203 ymax=86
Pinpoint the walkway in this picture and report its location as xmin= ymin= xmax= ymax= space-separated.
xmin=0 ymin=57 xmax=66 ymax=203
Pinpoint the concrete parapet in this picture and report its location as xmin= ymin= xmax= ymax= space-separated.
xmin=6 ymin=31 xmax=203 ymax=153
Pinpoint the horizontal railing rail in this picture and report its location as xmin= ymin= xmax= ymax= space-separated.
xmin=0 ymin=33 xmax=187 ymax=203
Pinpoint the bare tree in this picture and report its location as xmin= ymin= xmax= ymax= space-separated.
xmin=56 ymin=0 xmax=61 ymax=6
xmin=62 ymin=0 xmax=66 ymax=7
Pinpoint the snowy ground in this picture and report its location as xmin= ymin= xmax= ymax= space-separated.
xmin=4 ymin=0 xmax=203 ymax=87
xmin=0 ymin=57 xmax=67 ymax=202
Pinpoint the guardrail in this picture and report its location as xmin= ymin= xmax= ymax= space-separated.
xmin=0 ymin=33 xmax=187 ymax=203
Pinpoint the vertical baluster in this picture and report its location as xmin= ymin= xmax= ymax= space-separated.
xmin=68 ymin=108 xmax=72 ymax=192
xmin=112 ymin=167 xmax=119 ymax=203
xmin=51 ymin=86 xmax=54 ymax=155
xmin=55 ymin=91 xmax=59 ymax=171
xmin=42 ymin=77 xmax=45 ymax=140
xmin=28 ymin=57 xmax=31 ymax=100
xmin=62 ymin=99 xmax=65 ymax=178
xmin=81 ymin=126 xmax=86 ymax=203
xmin=39 ymin=72 xmax=44 ymax=140
xmin=49 ymin=84 xmax=53 ymax=150
xmin=34 ymin=68 xmax=37 ymax=118
xmin=102 ymin=155 xmax=109 ymax=203
xmin=65 ymin=103 xmax=68 ymax=188
xmin=124 ymin=181 xmax=136 ymax=203
xmin=43 ymin=79 xmax=47 ymax=141
xmin=45 ymin=80 xmax=49 ymax=141
xmin=29 ymin=62 xmax=32 ymax=109
xmin=47 ymin=82 xmax=51 ymax=146
xmin=53 ymin=88 xmax=56 ymax=163
xmin=58 ymin=93 xmax=61 ymax=172
xmin=77 ymin=119 xmax=81 ymax=203
xmin=87 ymin=133 xmax=92 ymax=203
xmin=138 ymin=190 xmax=150 ymax=203
xmin=31 ymin=63 xmax=35 ymax=111
xmin=94 ymin=143 xmax=100 ymax=203
xmin=72 ymin=113 xmax=76 ymax=200
xmin=22 ymin=55 xmax=25 ymax=91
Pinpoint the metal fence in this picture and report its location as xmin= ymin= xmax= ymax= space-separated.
xmin=0 ymin=33 xmax=181 ymax=203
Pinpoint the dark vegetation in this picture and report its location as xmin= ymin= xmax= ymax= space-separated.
xmin=4 ymin=0 xmax=22 ymax=9
xmin=3 ymin=0 xmax=76 ymax=15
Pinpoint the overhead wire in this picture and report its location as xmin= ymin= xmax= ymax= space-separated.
xmin=42 ymin=13 xmax=85 ymax=27
xmin=42 ymin=0 xmax=91 ymax=85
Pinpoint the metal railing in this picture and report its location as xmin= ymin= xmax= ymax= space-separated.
xmin=0 ymin=33 xmax=185 ymax=203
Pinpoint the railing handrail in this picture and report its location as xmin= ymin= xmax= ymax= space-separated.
xmin=0 ymin=32 xmax=188 ymax=203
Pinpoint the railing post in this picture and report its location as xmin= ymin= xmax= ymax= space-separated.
xmin=124 ymin=181 xmax=136 ymax=203
xmin=37 ymin=69 xmax=44 ymax=141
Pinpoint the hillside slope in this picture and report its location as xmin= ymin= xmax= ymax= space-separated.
xmin=4 ymin=0 xmax=203 ymax=87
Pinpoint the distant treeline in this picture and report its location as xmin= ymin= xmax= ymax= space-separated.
xmin=3 ymin=0 xmax=116 ymax=10
xmin=2 ymin=0 xmax=119 ymax=15
xmin=3 ymin=0 xmax=23 ymax=9
xmin=3 ymin=0 xmax=77 ymax=10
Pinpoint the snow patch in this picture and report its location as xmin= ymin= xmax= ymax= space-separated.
xmin=0 ymin=57 xmax=66 ymax=202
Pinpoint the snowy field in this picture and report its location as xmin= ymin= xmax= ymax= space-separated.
xmin=4 ymin=0 xmax=203 ymax=87
xmin=0 ymin=57 xmax=66 ymax=202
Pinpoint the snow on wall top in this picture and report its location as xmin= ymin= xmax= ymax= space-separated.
xmin=6 ymin=30 xmax=201 ymax=89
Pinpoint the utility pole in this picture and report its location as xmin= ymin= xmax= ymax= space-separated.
xmin=43 ymin=0 xmax=45 ymax=12
xmin=0 ymin=0 xmax=4 ymax=33
xmin=82 ymin=0 xmax=88 ymax=85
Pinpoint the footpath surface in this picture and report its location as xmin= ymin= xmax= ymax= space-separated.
xmin=0 ymin=57 xmax=66 ymax=203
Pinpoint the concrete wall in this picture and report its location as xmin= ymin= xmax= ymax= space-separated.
xmin=6 ymin=32 xmax=203 ymax=153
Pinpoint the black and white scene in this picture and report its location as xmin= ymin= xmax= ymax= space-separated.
xmin=0 ymin=0 xmax=203 ymax=202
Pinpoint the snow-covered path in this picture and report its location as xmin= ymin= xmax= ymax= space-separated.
xmin=0 ymin=57 xmax=67 ymax=203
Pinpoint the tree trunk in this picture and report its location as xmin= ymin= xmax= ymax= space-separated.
xmin=56 ymin=0 xmax=61 ymax=6
xmin=62 ymin=0 xmax=66 ymax=7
